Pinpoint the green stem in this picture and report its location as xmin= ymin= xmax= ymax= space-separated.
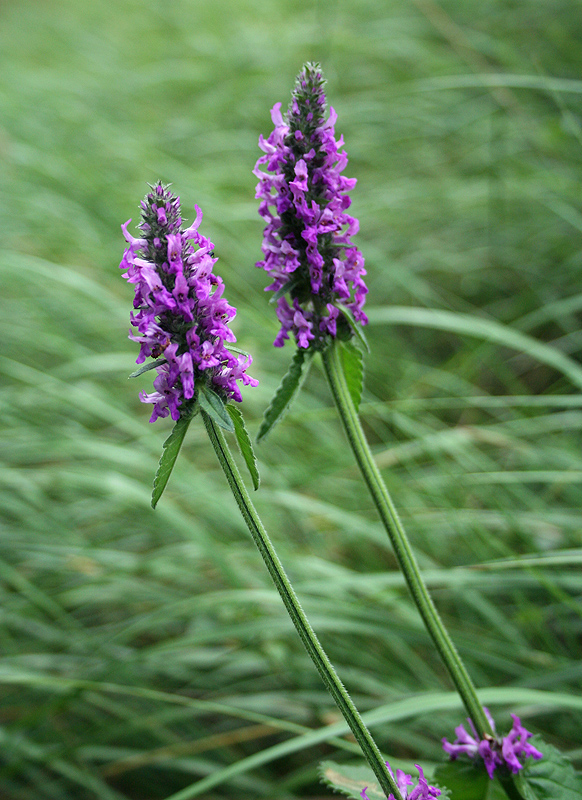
xmin=202 ymin=410 xmax=403 ymax=800
xmin=321 ymin=340 xmax=493 ymax=738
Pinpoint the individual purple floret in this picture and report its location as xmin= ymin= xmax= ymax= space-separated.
xmin=120 ymin=183 xmax=257 ymax=422
xmin=502 ymin=714 xmax=544 ymax=774
xmin=360 ymin=762 xmax=441 ymax=800
xmin=254 ymin=62 xmax=368 ymax=349
xmin=442 ymin=709 xmax=543 ymax=779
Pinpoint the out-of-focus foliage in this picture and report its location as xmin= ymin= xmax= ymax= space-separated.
xmin=2 ymin=0 xmax=582 ymax=797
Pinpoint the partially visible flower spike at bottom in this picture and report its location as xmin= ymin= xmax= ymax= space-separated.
xmin=360 ymin=762 xmax=441 ymax=800
xmin=442 ymin=709 xmax=543 ymax=779
xmin=120 ymin=182 xmax=257 ymax=422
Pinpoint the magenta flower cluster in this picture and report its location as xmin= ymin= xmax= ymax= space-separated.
xmin=254 ymin=62 xmax=368 ymax=349
xmin=360 ymin=762 xmax=441 ymax=800
xmin=120 ymin=183 xmax=257 ymax=422
xmin=442 ymin=709 xmax=543 ymax=779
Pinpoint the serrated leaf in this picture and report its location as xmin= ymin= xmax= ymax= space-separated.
xmin=151 ymin=412 xmax=194 ymax=509
xmin=129 ymin=358 xmax=167 ymax=378
xmin=199 ymin=385 xmax=235 ymax=432
xmin=513 ymin=736 xmax=582 ymax=800
xmin=257 ymin=348 xmax=314 ymax=442
xmin=338 ymin=305 xmax=370 ymax=352
xmin=433 ymin=760 xmax=488 ymax=800
xmin=226 ymin=404 xmax=260 ymax=490
xmin=340 ymin=339 xmax=364 ymax=412
xmin=319 ymin=760 xmax=451 ymax=800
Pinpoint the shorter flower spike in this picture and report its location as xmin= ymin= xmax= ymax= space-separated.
xmin=254 ymin=62 xmax=367 ymax=350
xmin=442 ymin=709 xmax=543 ymax=779
xmin=120 ymin=183 xmax=257 ymax=422
xmin=360 ymin=762 xmax=441 ymax=800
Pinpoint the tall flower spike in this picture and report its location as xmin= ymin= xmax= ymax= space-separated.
xmin=442 ymin=709 xmax=543 ymax=779
xmin=360 ymin=762 xmax=441 ymax=800
xmin=254 ymin=62 xmax=367 ymax=349
xmin=120 ymin=183 xmax=257 ymax=422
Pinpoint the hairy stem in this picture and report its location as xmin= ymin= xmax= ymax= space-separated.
xmin=322 ymin=340 xmax=493 ymax=738
xmin=202 ymin=410 xmax=403 ymax=800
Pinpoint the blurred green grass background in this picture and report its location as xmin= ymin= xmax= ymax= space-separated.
xmin=2 ymin=0 xmax=582 ymax=797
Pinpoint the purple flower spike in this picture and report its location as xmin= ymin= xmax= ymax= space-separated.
xmin=442 ymin=709 xmax=542 ymax=779
xmin=254 ymin=62 xmax=367 ymax=349
xmin=502 ymin=714 xmax=544 ymax=773
xmin=360 ymin=762 xmax=440 ymax=800
xmin=120 ymin=183 xmax=257 ymax=422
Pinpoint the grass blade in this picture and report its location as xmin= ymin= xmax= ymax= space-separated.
xmin=367 ymin=306 xmax=582 ymax=390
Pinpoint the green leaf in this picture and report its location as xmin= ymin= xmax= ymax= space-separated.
xmin=199 ymin=385 xmax=235 ymax=432
xmin=257 ymin=348 xmax=314 ymax=442
xmin=269 ymin=275 xmax=302 ymax=303
xmin=513 ymin=736 xmax=582 ymax=800
xmin=340 ymin=339 xmax=364 ymax=412
xmin=225 ymin=344 xmax=250 ymax=357
xmin=226 ymin=404 xmax=260 ymax=490
xmin=128 ymin=357 xmax=167 ymax=378
xmin=338 ymin=305 xmax=370 ymax=352
xmin=319 ymin=760 xmax=451 ymax=800
xmin=151 ymin=412 xmax=195 ymax=509
xmin=319 ymin=760 xmax=384 ymax=800
xmin=433 ymin=760 xmax=489 ymax=800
